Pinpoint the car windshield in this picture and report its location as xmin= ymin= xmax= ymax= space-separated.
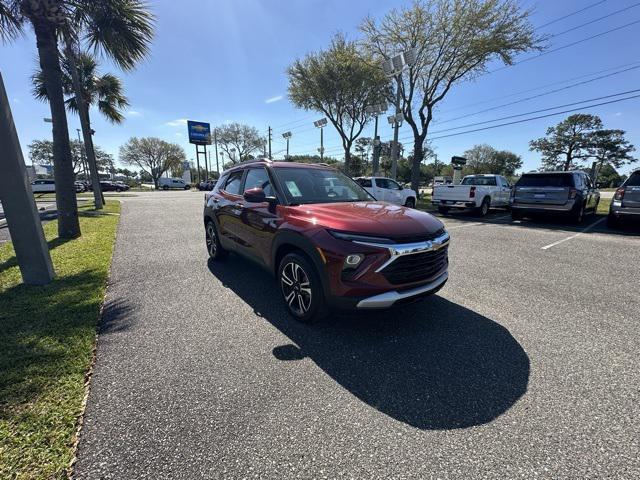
xmin=273 ymin=167 xmax=373 ymax=204
xmin=461 ymin=176 xmax=497 ymax=186
xmin=517 ymin=174 xmax=574 ymax=187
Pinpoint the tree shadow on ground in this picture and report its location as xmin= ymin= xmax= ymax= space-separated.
xmin=207 ymin=256 xmax=529 ymax=430
xmin=0 ymin=236 xmax=71 ymax=276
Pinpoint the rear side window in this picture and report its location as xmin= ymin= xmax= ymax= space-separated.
xmin=356 ymin=178 xmax=372 ymax=188
xmin=517 ymin=174 xmax=574 ymax=187
xmin=223 ymin=171 xmax=244 ymax=195
xmin=626 ymin=172 xmax=640 ymax=186
xmin=461 ymin=176 xmax=497 ymax=186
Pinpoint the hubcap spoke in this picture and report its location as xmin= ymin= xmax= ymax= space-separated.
xmin=285 ymin=291 xmax=295 ymax=305
xmin=281 ymin=271 xmax=294 ymax=286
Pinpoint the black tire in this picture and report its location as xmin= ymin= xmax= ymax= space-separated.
xmin=205 ymin=220 xmax=228 ymax=260
xmin=571 ymin=202 xmax=585 ymax=224
xmin=437 ymin=206 xmax=449 ymax=215
xmin=475 ymin=197 xmax=490 ymax=217
xmin=404 ymin=197 xmax=416 ymax=208
xmin=162 ymin=185 xmax=169 ymax=191
xmin=278 ymin=252 xmax=326 ymax=323
xmin=184 ymin=185 xmax=191 ymax=190
xmin=607 ymin=213 xmax=620 ymax=229
xmin=511 ymin=210 xmax=523 ymax=221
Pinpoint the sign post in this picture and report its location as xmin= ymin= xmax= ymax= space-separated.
xmin=187 ymin=120 xmax=211 ymax=184
xmin=0 ymin=73 xmax=55 ymax=284
xmin=451 ymin=156 xmax=467 ymax=185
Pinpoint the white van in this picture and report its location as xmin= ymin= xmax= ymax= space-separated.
xmin=31 ymin=179 xmax=56 ymax=193
xmin=158 ymin=177 xmax=190 ymax=190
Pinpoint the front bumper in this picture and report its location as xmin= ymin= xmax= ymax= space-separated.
xmin=356 ymin=271 xmax=448 ymax=308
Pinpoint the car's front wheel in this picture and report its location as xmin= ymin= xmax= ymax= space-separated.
xmin=278 ymin=253 xmax=326 ymax=323
xmin=205 ymin=220 xmax=228 ymax=260
xmin=404 ymin=197 xmax=416 ymax=208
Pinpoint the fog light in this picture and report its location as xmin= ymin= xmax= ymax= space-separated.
xmin=344 ymin=254 xmax=364 ymax=268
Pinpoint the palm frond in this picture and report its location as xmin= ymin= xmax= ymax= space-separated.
xmin=30 ymin=70 xmax=49 ymax=101
xmin=0 ymin=0 xmax=25 ymax=43
xmin=79 ymin=0 xmax=155 ymax=71
xmin=98 ymin=99 xmax=125 ymax=123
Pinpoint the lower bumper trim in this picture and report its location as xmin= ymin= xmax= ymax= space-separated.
xmin=356 ymin=271 xmax=448 ymax=309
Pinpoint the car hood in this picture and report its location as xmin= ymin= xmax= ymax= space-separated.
xmin=285 ymin=201 xmax=444 ymax=238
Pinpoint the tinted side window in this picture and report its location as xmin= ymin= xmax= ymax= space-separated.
xmin=388 ymin=179 xmax=401 ymax=190
xmin=223 ymin=171 xmax=244 ymax=195
xmin=356 ymin=178 xmax=372 ymax=188
xmin=626 ymin=172 xmax=640 ymax=186
xmin=376 ymin=178 xmax=390 ymax=189
xmin=215 ymin=174 xmax=229 ymax=191
xmin=244 ymin=168 xmax=273 ymax=196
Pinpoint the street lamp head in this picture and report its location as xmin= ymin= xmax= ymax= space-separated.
xmin=313 ymin=118 xmax=327 ymax=128
xmin=391 ymin=54 xmax=405 ymax=73
xmin=387 ymin=115 xmax=396 ymax=125
xmin=403 ymin=47 xmax=418 ymax=66
xmin=282 ymin=131 xmax=292 ymax=139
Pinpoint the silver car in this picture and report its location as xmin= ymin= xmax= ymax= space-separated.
xmin=608 ymin=170 xmax=640 ymax=227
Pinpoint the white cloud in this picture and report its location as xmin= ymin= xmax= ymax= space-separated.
xmin=165 ymin=118 xmax=188 ymax=126
xmin=265 ymin=95 xmax=284 ymax=104
xmin=175 ymin=132 xmax=183 ymax=137
xmin=613 ymin=112 xmax=623 ymax=117
xmin=126 ymin=110 xmax=141 ymax=117
xmin=12 ymin=97 xmax=20 ymax=103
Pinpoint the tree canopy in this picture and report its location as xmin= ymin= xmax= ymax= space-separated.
xmin=215 ymin=123 xmax=265 ymax=163
xmin=119 ymin=137 xmax=185 ymax=188
xmin=360 ymin=0 xmax=542 ymax=192
xmin=288 ymin=33 xmax=388 ymax=174
xmin=463 ymin=144 xmax=522 ymax=177
xmin=28 ymin=139 xmax=112 ymax=176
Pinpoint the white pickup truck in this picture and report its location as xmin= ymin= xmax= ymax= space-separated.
xmin=355 ymin=176 xmax=418 ymax=208
xmin=432 ymin=174 xmax=512 ymax=216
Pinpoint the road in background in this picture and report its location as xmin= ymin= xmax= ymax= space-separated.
xmin=73 ymin=191 xmax=639 ymax=479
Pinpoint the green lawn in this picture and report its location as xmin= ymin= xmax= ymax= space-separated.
xmin=597 ymin=196 xmax=612 ymax=215
xmin=0 ymin=201 xmax=121 ymax=479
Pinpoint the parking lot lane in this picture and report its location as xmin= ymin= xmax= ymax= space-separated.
xmin=540 ymin=217 xmax=607 ymax=250
xmin=73 ymin=191 xmax=640 ymax=479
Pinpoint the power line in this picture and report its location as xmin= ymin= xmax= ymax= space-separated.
xmin=428 ymin=94 xmax=640 ymax=141
xmin=548 ymin=2 xmax=640 ymax=39
xmin=535 ymin=0 xmax=608 ymax=29
xmin=435 ymin=65 xmax=640 ymax=125
xmin=489 ymin=19 xmax=640 ymax=73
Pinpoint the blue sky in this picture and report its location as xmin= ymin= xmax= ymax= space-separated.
xmin=2 ymin=0 xmax=639 ymax=174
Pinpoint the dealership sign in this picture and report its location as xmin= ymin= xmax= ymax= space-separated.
xmin=187 ymin=120 xmax=211 ymax=145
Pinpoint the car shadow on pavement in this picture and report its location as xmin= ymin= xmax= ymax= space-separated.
xmin=207 ymin=256 xmax=530 ymax=430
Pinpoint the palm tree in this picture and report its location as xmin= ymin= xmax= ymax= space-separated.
xmin=0 ymin=0 xmax=154 ymax=238
xmin=33 ymin=51 xmax=130 ymax=127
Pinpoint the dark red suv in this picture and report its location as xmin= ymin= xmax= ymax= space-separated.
xmin=203 ymin=160 xmax=449 ymax=322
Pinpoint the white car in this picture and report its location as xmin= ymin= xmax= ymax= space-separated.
xmin=158 ymin=177 xmax=190 ymax=190
xmin=31 ymin=179 xmax=56 ymax=193
xmin=355 ymin=176 xmax=418 ymax=208
xmin=432 ymin=174 xmax=512 ymax=216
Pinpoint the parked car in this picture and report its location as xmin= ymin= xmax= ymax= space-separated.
xmin=30 ymin=179 xmax=55 ymax=193
xmin=510 ymin=171 xmax=600 ymax=223
xmin=75 ymin=181 xmax=87 ymax=192
xmin=159 ymin=177 xmax=190 ymax=190
xmin=608 ymin=169 xmax=640 ymax=227
xmin=198 ymin=179 xmax=217 ymax=191
xmin=91 ymin=181 xmax=130 ymax=192
xmin=354 ymin=176 xmax=418 ymax=207
xmin=204 ymin=160 xmax=449 ymax=322
xmin=432 ymin=174 xmax=511 ymax=216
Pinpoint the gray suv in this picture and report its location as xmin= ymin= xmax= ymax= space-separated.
xmin=608 ymin=170 xmax=640 ymax=227
xmin=510 ymin=171 xmax=600 ymax=223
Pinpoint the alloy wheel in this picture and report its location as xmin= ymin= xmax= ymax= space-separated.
xmin=206 ymin=223 xmax=217 ymax=257
xmin=280 ymin=262 xmax=312 ymax=316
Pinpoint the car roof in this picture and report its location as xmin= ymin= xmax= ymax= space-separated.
xmin=223 ymin=159 xmax=336 ymax=174
xmin=522 ymin=171 xmax=578 ymax=175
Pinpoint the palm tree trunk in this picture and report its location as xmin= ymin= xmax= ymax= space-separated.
xmin=32 ymin=19 xmax=80 ymax=238
xmin=63 ymin=34 xmax=104 ymax=209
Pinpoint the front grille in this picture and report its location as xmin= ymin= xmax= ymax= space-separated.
xmin=381 ymin=246 xmax=448 ymax=285
xmin=388 ymin=228 xmax=445 ymax=244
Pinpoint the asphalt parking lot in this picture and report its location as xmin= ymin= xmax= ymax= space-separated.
xmin=74 ymin=191 xmax=639 ymax=479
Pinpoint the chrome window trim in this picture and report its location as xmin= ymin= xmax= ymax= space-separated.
xmin=354 ymin=231 xmax=450 ymax=273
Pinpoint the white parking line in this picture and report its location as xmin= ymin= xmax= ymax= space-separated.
xmin=541 ymin=217 xmax=606 ymax=250
xmin=445 ymin=214 xmax=511 ymax=230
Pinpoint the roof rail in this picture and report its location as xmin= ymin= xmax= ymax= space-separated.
xmin=232 ymin=158 xmax=272 ymax=167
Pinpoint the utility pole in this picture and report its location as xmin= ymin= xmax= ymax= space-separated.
xmin=0 ymin=73 xmax=55 ymax=284
xmin=282 ymin=131 xmax=292 ymax=160
xmin=213 ymin=128 xmax=220 ymax=174
xmin=314 ymin=118 xmax=327 ymax=161
xmin=390 ymin=75 xmax=402 ymax=180
xmin=268 ymin=126 xmax=272 ymax=160
xmin=204 ymin=144 xmax=209 ymax=180
xmin=366 ymin=103 xmax=387 ymax=176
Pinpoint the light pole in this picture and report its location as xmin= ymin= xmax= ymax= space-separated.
xmin=282 ymin=131 xmax=292 ymax=160
xmin=313 ymin=118 xmax=327 ymax=161
xmin=365 ymin=103 xmax=387 ymax=175
xmin=382 ymin=48 xmax=418 ymax=180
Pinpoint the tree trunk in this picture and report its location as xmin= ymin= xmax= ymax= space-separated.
xmin=410 ymin=138 xmax=423 ymax=194
xmin=63 ymin=35 xmax=104 ymax=209
xmin=344 ymin=146 xmax=352 ymax=175
xmin=33 ymin=19 xmax=80 ymax=238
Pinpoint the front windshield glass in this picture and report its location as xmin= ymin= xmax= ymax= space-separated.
xmin=273 ymin=167 xmax=374 ymax=204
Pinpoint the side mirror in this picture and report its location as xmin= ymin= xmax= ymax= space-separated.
xmin=243 ymin=187 xmax=267 ymax=203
